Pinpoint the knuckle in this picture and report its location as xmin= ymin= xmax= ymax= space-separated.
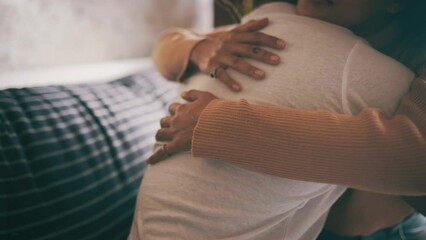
xmin=169 ymin=128 xmax=177 ymax=136
xmin=225 ymin=32 xmax=235 ymax=40
xmin=169 ymin=116 xmax=176 ymax=125
xmin=171 ymin=114 xmax=180 ymax=123
xmin=178 ymin=104 xmax=187 ymax=111
xmin=175 ymin=105 xmax=182 ymax=113
xmin=220 ymin=34 xmax=232 ymax=44
xmin=168 ymin=103 xmax=176 ymax=110
xmin=216 ymin=42 xmax=225 ymax=52
xmin=155 ymin=130 xmax=162 ymax=139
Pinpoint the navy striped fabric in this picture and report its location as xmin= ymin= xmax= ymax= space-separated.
xmin=0 ymin=68 xmax=178 ymax=240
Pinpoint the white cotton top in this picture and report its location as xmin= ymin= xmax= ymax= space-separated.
xmin=129 ymin=3 xmax=414 ymax=240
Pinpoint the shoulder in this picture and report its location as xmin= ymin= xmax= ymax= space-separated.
xmin=395 ymin=40 xmax=426 ymax=73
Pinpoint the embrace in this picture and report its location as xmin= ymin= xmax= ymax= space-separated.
xmin=130 ymin=0 xmax=426 ymax=239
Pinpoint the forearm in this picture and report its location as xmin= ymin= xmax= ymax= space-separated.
xmin=192 ymin=78 xmax=426 ymax=195
xmin=152 ymin=28 xmax=205 ymax=82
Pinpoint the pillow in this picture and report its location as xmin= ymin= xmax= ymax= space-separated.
xmin=0 ymin=68 xmax=178 ymax=240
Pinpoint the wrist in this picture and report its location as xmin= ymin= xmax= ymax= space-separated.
xmin=189 ymin=38 xmax=208 ymax=70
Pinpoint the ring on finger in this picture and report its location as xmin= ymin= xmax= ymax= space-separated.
xmin=160 ymin=117 xmax=168 ymax=127
xmin=210 ymin=67 xmax=221 ymax=78
xmin=161 ymin=144 xmax=171 ymax=158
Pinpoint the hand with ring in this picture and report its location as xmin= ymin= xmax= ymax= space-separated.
xmin=190 ymin=18 xmax=286 ymax=92
xmin=147 ymin=90 xmax=218 ymax=164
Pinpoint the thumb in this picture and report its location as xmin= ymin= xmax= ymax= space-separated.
xmin=147 ymin=142 xmax=176 ymax=165
xmin=147 ymin=148 xmax=167 ymax=165
xmin=181 ymin=89 xmax=204 ymax=102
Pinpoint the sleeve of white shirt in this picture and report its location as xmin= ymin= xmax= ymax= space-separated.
xmin=342 ymin=41 xmax=415 ymax=116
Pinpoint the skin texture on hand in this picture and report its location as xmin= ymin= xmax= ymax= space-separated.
xmin=147 ymin=90 xmax=218 ymax=164
xmin=190 ymin=18 xmax=285 ymax=91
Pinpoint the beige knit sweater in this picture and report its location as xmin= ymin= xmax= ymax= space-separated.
xmin=152 ymin=29 xmax=426 ymax=196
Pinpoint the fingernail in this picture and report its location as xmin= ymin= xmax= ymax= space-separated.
xmin=180 ymin=91 xmax=187 ymax=97
xmin=254 ymin=69 xmax=265 ymax=78
xmin=276 ymin=40 xmax=286 ymax=48
xmin=232 ymin=84 xmax=241 ymax=91
xmin=270 ymin=55 xmax=280 ymax=63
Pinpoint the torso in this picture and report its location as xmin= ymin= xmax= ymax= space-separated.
xmin=324 ymin=59 xmax=426 ymax=237
xmin=130 ymin=3 xmax=415 ymax=239
xmin=325 ymin=190 xmax=414 ymax=236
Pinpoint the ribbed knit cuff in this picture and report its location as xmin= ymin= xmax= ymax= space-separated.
xmin=152 ymin=29 xmax=205 ymax=81
xmin=192 ymin=99 xmax=240 ymax=158
xmin=174 ymin=37 xmax=206 ymax=82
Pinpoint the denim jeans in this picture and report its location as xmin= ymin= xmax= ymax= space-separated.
xmin=317 ymin=213 xmax=426 ymax=240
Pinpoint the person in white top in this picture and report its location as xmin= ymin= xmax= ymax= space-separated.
xmin=129 ymin=1 xmax=414 ymax=239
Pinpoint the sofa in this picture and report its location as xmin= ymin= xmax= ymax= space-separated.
xmin=0 ymin=62 xmax=178 ymax=240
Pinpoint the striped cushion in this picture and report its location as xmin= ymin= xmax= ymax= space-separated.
xmin=0 ymin=68 xmax=178 ymax=240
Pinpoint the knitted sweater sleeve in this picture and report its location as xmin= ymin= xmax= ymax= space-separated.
xmin=192 ymin=77 xmax=426 ymax=196
xmin=152 ymin=28 xmax=205 ymax=82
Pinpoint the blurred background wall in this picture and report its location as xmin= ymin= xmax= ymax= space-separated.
xmin=0 ymin=0 xmax=213 ymax=71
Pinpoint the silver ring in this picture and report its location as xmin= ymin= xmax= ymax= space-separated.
xmin=210 ymin=67 xmax=221 ymax=78
xmin=162 ymin=144 xmax=171 ymax=158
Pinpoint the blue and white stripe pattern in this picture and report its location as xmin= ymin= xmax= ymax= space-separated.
xmin=0 ymin=68 xmax=178 ymax=240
